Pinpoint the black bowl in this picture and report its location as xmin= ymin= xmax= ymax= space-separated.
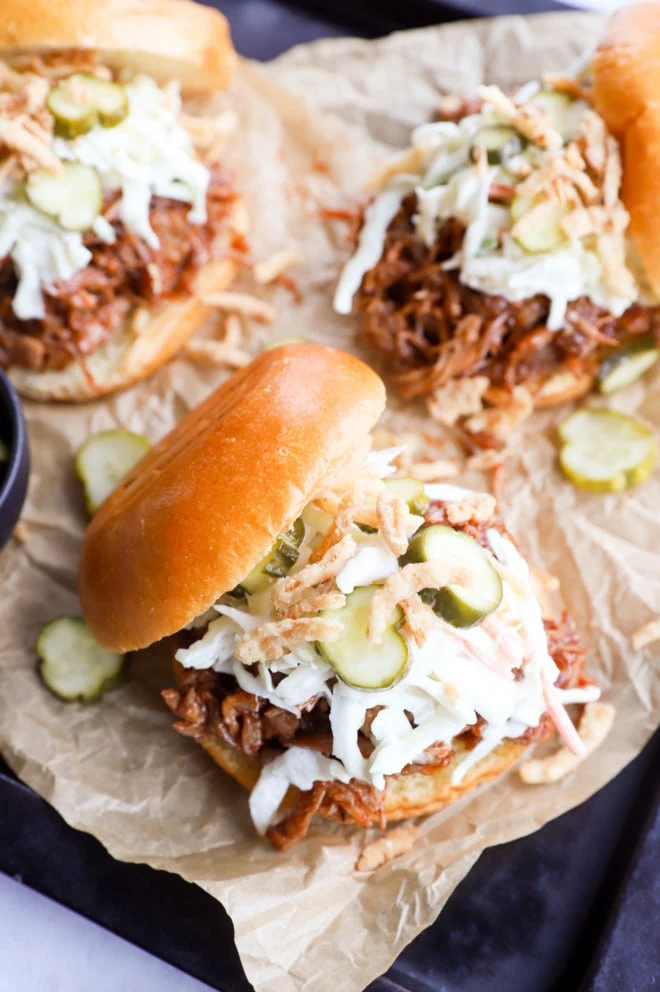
xmin=0 ymin=371 xmax=29 ymax=550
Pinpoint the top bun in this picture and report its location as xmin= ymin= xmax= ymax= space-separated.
xmin=592 ymin=2 xmax=660 ymax=296
xmin=0 ymin=0 xmax=235 ymax=91
xmin=79 ymin=344 xmax=386 ymax=652
xmin=592 ymin=2 xmax=660 ymax=137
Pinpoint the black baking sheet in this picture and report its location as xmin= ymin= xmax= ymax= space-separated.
xmin=3 ymin=2 xmax=658 ymax=991
xmin=2 ymin=735 xmax=658 ymax=992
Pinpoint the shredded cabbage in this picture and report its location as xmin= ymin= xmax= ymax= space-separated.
xmin=179 ymin=475 xmax=594 ymax=831
xmin=3 ymin=73 xmax=210 ymax=319
xmin=333 ymin=87 xmax=639 ymax=326
xmin=249 ymin=748 xmax=351 ymax=835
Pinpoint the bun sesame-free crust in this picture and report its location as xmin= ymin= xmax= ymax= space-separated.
xmin=79 ymin=344 xmax=386 ymax=651
xmin=593 ymin=2 xmax=660 ymax=296
xmin=0 ymin=0 xmax=235 ymax=91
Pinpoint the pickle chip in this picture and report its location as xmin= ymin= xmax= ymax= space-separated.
xmin=26 ymin=162 xmax=103 ymax=232
xmin=48 ymin=74 xmax=129 ymax=137
xmin=384 ymin=477 xmax=429 ymax=516
xmin=320 ymin=585 xmax=408 ymax=690
xmin=237 ymin=517 xmax=305 ymax=595
xmin=511 ymin=195 xmax=570 ymax=254
xmin=597 ymin=337 xmax=660 ymax=395
xmin=558 ymin=408 xmax=657 ymax=493
xmin=37 ymin=617 xmax=124 ymax=702
xmin=528 ymin=89 xmax=587 ymax=142
xmin=76 ymin=429 xmax=152 ymax=515
xmin=404 ymin=524 xmax=502 ymax=627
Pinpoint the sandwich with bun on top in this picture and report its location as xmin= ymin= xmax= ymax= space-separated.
xmin=334 ymin=2 xmax=660 ymax=437
xmin=79 ymin=344 xmax=601 ymax=849
xmin=0 ymin=0 xmax=244 ymax=401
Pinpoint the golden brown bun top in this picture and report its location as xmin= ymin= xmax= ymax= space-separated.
xmin=592 ymin=2 xmax=660 ymax=296
xmin=79 ymin=344 xmax=386 ymax=652
xmin=592 ymin=2 xmax=660 ymax=136
xmin=0 ymin=0 xmax=235 ymax=91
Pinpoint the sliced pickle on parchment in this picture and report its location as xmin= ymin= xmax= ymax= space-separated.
xmin=76 ymin=429 xmax=152 ymax=515
xmin=558 ymin=408 xmax=657 ymax=493
xmin=37 ymin=617 xmax=124 ymax=702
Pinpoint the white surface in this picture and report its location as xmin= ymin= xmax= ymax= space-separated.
xmin=556 ymin=0 xmax=626 ymax=8
xmin=0 ymin=873 xmax=215 ymax=992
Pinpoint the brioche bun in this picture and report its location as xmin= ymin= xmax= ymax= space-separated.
xmin=79 ymin=344 xmax=386 ymax=651
xmin=0 ymin=0 xmax=235 ymax=91
xmin=592 ymin=2 xmax=660 ymax=297
xmin=9 ymin=198 xmax=246 ymax=402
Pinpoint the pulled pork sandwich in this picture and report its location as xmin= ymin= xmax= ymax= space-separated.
xmin=0 ymin=0 xmax=244 ymax=400
xmin=79 ymin=344 xmax=601 ymax=849
xmin=333 ymin=14 xmax=660 ymax=434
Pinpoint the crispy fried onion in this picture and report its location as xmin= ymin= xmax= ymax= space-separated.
xmin=478 ymin=85 xmax=563 ymax=151
xmin=355 ymin=824 xmax=419 ymax=871
xmin=272 ymin=534 xmax=357 ymax=611
xmin=464 ymin=385 xmax=534 ymax=442
xmin=631 ymin=618 xmax=660 ymax=652
xmin=426 ymin=375 xmax=490 ymax=427
xmin=281 ymin=583 xmax=346 ymax=619
xmin=519 ymin=701 xmax=615 ymax=784
xmin=0 ymin=58 xmax=62 ymax=174
xmin=234 ymin=616 xmax=342 ymax=665
xmin=368 ymin=561 xmax=473 ymax=644
xmin=377 ymin=490 xmax=421 ymax=557
xmin=444 ymin=493 xmax=496 ymax=526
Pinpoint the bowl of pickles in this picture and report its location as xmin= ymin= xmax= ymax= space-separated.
xmin=0 ymin=370 xmax=29 ymax=550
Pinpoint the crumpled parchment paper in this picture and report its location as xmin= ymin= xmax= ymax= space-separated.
xmin=1 ymin=12 xmax=658 ymax=992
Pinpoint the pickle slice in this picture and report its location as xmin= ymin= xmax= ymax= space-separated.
xmin=76 ymin=429 xmax=152 ymax=515
xmin=528 ymin=89 xmax=586 ymax=142
xmin=472 ymin=125 xmax=523 ymax=165
xmin=37 ymin=617 xmax=124 ymax=701
xmin=511 ymin=195 xmax=570 ymax=254
xmin=558 ymin=409 xmax=657 ymax=493
xmin=26 ymin=162 xmax=103 ymax=232
xmin=404 ymin=524 xmax=503 ymax=627
xmin=319 ymin=584 xmax=408 ymax=689
xmin=384 ymin=477 xmax=429 ymax=516
xmin=47 ymin=74 xmax=129 ymax=137
xmin=597 ymin=337 xmax=660 ymax=395
xmin=238 ymin=518 xmax=305 ymax=595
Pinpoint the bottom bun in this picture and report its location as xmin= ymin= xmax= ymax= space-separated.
xmin=10 ymin=197 xmax=246 ymax=402
xmin=198 ymin=732 xmax=527 ymax=825
xmin=532 ymin=369 xmax=594 ymax=408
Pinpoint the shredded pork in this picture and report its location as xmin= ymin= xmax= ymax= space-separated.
xmin=354 ymin=93 xmax=658 ymax=432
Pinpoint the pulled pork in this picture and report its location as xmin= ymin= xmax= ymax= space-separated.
xmin=0 ymin=169 xmax=237 ymax=372
xmin=355 ymin=194 xmax=659 ymax=400
xmin=162 ymin=500 xmax=589 ymax=848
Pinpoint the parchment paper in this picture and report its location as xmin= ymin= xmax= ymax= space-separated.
xmin=1 ymin=12 xmax=658 ymax=992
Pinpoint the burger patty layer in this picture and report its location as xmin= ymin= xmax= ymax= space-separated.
xmin=0 ymin=170 xmax=237 ymax=373
xmin=356 ymin=194 xmax=660 ymax=400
